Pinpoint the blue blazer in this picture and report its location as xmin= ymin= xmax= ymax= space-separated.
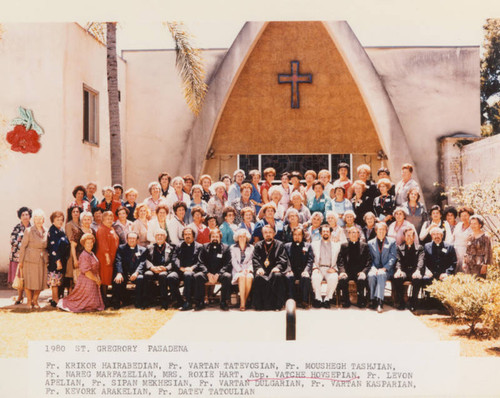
xmin=367 ymin=237 xmax=397 ymax=277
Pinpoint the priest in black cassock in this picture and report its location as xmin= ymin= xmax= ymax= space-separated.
xmin=112 ymin=232 xmax=147 ymax=309
xmin=252 ymin=225 xmax=289 ymax=311
xmin=284 ymin=226 xmax=314 ymax=308
xmin=144 ymin=229 xmax=175 ymax=309
xmin=337 ymin=226 xmax=371 ymax=308
xmin=394 ymin=226 xmax=425 ymax=311
xmin=198 ymin=228 xmax=232 ymax=311
xmin=171 ymin=227 xmax=205 ymax=311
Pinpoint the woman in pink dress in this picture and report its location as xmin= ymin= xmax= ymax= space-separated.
xmin=58 ymin=233 xmax=104 ymax=312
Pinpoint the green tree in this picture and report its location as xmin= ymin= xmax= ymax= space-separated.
xmin=165 ymin=22 xmax=208 ymax=116
xmin=481 ymin=18 xmax=500 ymax=136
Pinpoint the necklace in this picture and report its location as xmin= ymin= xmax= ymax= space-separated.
xmin=263 ymin=241 xmax=275 ymax=267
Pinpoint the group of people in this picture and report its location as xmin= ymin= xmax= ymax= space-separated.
xmin=8 ymin=163 xmax=493 ymax=313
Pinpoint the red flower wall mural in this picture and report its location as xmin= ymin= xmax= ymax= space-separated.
xmin=6 ymin=125 xmax=41 ymax=154
xmin=6 ymin=107 xmax=44 ymax=154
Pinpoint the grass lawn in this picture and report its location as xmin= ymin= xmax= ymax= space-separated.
xmin=417 ymin=313 xmax=500 ymax=357
xmin=0 ymin=306 xmax=175 ymax=358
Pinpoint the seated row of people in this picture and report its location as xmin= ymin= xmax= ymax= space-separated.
xmin=93 ymin=215 xmax=478 ymax=313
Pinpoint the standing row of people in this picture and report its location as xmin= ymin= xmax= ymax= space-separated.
xmin=8 ymin=162 xmax=493 ymax=311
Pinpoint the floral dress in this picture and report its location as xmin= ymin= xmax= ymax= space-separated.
xmin=47 ymin=225 xmax=70 ymax=287
xmin=207 ymin=196 xmax=226 ymax=225
xmin=9 ymin=222 xmax=30 ymax=283
xmin=463 ymin=234 xmax=492 ymax=276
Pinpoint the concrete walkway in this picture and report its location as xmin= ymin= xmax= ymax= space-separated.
xmin=0 ymin=287 xmax=439 ymax=342
xmin=151 ymin=304 xmax=439 ymax=342
xmin=0 ymin=287 xmax=52 ymax=309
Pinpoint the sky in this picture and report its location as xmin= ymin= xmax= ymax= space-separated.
xmin=2 ymin=0 xmax=500 ymax=51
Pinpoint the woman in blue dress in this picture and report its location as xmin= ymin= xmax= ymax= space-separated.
xmin=306 ymin=180 xmax=332 ymax=219
xmin=330 ymin=186 xmax=353 ymax=227
xmin=220 ymin=206 xmax=238 ymax=246
xmin=249 ymin=169 xmax=263 ymax=215
xmin=253 ymin=203 xmax=284 ymax=242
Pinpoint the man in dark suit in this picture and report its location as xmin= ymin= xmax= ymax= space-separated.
xmin=394 ymin=227 xmax=425 ymax=311
xmin=423 ymin=227 xmax=457 ymax=282
xmin=144 ymin=229 xmax=175 ymax=309
xmin=252 ymin=225 xmax=289 ymax=311
xmin=171 ymin=227 xmax=205 ymax=311
xmin=198 ymin=228 xmax=232 ymax=311
xmin=338 ymin=226 xmax=371 ymax=308
xmin=284 ymin=226 xmax=314 ymax=308
xmin=112 ymin=232 xmax=147 ymax=309
xmin=367 ymin=222 xmax=397 ymax=313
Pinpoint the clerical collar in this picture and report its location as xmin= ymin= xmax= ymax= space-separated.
xmin=349 ymin=240 xmax=359 ymax=245
xmin=185 ymin=242 xmax=192 ymax=247
xmin=264 ymin=240 xmax=274 ymax=246
xmin=211 ymin=243 xmax=220 ymax=250
xmin=406 ymin=244 xmax=414 ymax=250
xmin=294 ymin=242 xmax=302 ymax=247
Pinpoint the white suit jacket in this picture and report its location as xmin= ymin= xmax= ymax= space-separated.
xmin=311 ymin=239 xmax=341 ymax=272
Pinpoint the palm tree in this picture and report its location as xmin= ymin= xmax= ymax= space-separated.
xmin=85 ymin=22 xmax=207 ymax=185
xmin=106 ymin=22 xmax=122 ymax=185
xmin=86 ymin=22 xmax=122 ymax=185
xmin=164 ymin=22 xmax=208 ymax=115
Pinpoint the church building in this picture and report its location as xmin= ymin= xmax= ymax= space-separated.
xmin=0 ymin=21 xmax=481 ymax=271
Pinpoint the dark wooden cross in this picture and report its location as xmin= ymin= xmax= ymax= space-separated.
xmin=278 ymin=60 xmax=312 ymax=109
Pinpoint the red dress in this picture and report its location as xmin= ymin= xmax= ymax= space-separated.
xmin=260 ymin=181 xmax=272 ymax=201
xmin=97 ymin=200 xmax=122 ymax=221
xmin=96 ymin=225 xmax=119 ymax=285
xmin=195 ymin=223 xmax=210 ymax=244
xmin=57 ymin=250 xmax=104 ymax=312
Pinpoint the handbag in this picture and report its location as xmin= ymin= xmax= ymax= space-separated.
xmin=12 ymin=266 xmax=24 ymax=290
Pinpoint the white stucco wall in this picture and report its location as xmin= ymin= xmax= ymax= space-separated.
xmin=366 ymin=46 xmax=480 ymax=203
xmin=122 ymin=49 xmax=226 ymax=199
xmin=461 ymin=134 xmax=500 ymax=184
xmin=0 ymin=23 xmax=118 ymax=273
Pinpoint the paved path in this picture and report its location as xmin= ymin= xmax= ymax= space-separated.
xmin=151 ymin=304 xmax=439 ymax=342
xmin=0 ymin=287 xmax=438 ymax=342
xmin=0 ymin=288 xmax=52 ymax=309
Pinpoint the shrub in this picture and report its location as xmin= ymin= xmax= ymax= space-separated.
xmin=489 ymin=244 xmax=500 ymax=281
xmin=425 ymin=274 xmax=492 ymax=336
xmin=481 ymin=282 xmax=500 ymax=338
